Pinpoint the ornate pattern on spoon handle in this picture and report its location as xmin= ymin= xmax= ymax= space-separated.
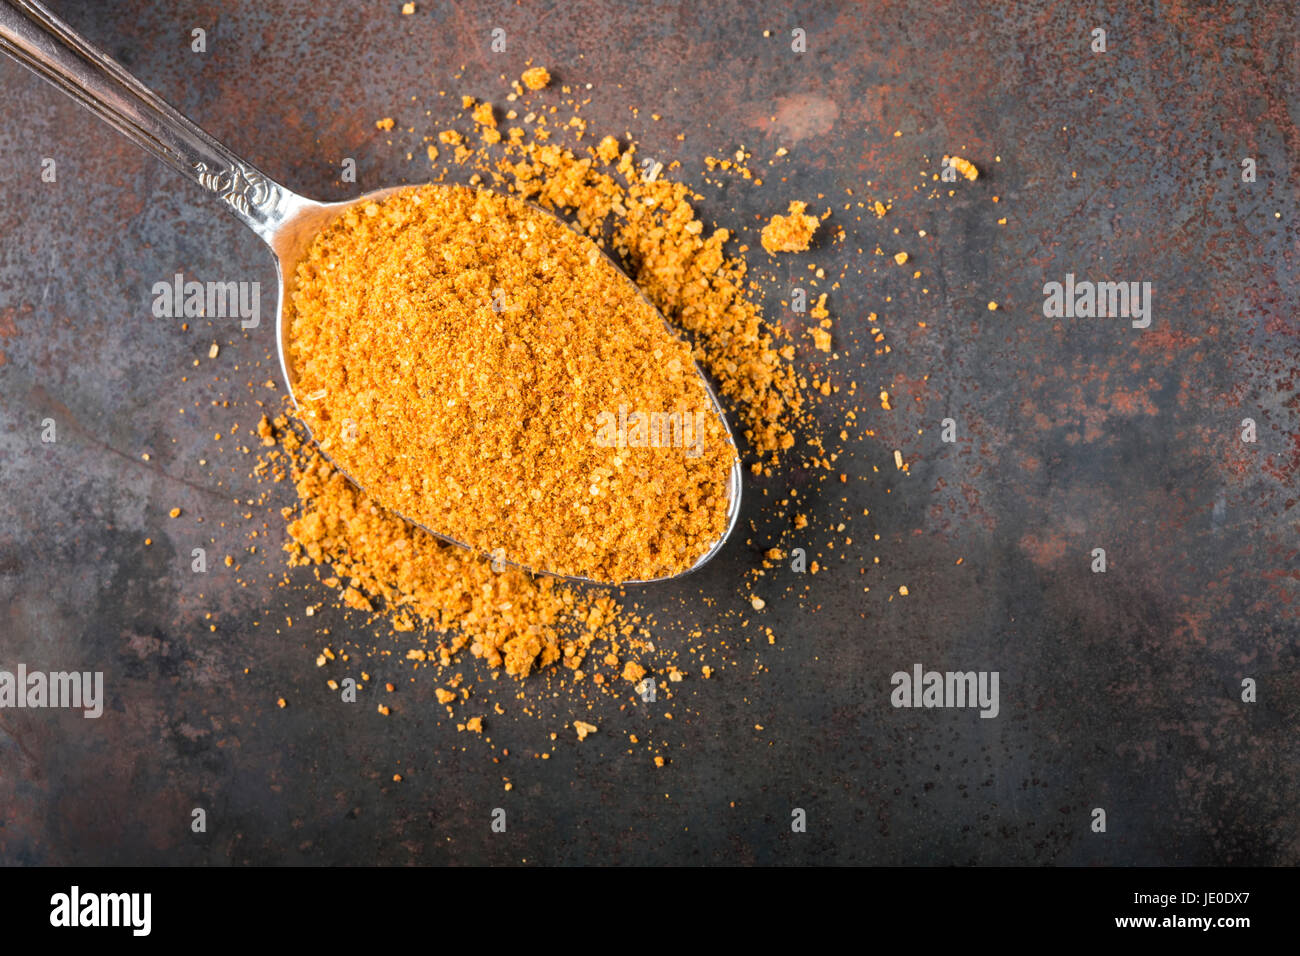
xmin=193 ymin=161 xmax=281 ymax=218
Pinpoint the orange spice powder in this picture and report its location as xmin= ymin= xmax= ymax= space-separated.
xmin=287 ymin=184 xmax=736 ymax=584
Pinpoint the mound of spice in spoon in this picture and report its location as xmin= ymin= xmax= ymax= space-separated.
xmin=287 ymin=184 xmax=737 ymax=584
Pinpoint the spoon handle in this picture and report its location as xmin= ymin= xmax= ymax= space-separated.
xmin=0 ymin=0 xmax=297 ymax=241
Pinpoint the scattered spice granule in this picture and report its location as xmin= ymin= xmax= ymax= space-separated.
xmin=750 ymin=596 xmax=765 ymax=610
xmin=340 ymin=586 xmax=372 ymax=611
xmin=893 ymin=252 xmax=908 ymax=265
xmin=375 ymin=117 xmax=395 ymax=131
xmin=899 ymin=586 xmax=909 ymax=596
xmin=378 ymin=704 xmax=390 ymax=716
xmin=208 ymin=342 xmax=219 ymax=359
xmin=168 ymin=507 xmax=181 ymax=518
xmin=810 ymin=327 xmax=832 ymax=352
xmin=621 ymin=661 xmax=646 ymax=683
xmin=595 ymin=135 xmax=620 ymax=163
xmin=435 ymin=688 xmax=456 ymax=704
xmin=987 ymin=301 xmax=998 ymax=311
xmin=810 ymin=293 xmax=829 ymax=320
xmin=466 ymin=716 xmax=483 ymax=733
xmin=574 ymin=720 xmax=597 ymax=741
xmin=945 ymin=154 xmax=979 ymax=181
xmin=400 ymin=2 xmax=415 ymax=13
xmin=760 ymin=200 xmax=820 ymax=253
xmin=288 ymin=184 xmax=736 ymax=584
xmin=521 ymin=66 xmax=551 ymax=90
xmin=276 ymin=698 xmax=286 ymax=708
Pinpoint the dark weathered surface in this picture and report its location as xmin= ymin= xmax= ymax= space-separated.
xmin=0 ymin=0 xmax=1295 ymax=865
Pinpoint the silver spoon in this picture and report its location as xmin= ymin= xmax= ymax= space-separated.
xmin=0 ymin=0 xmax=742 ymax=586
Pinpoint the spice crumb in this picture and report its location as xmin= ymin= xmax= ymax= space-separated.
xmin=521 ymin=66 xmax=551 ymax=90
xmin=761 ymin=201 xmax=819 ymax=253
xmin=945 ymin=154 xmax=979 ymax=181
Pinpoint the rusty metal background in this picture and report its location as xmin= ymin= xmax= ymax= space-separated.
xmin=0 ymin=0 xmax=1296 ymax=865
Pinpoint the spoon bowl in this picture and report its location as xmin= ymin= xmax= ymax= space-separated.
xmin=268 ymin=184 xmax=745 ymax=585
xmin=0 ymin=0 xmax=742 ymax=585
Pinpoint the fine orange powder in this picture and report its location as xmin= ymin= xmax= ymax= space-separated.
xmin=261 ymin=78 xmax=812 ymax=681
xmin=287 ymin=184 xmax=736 ymax=584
